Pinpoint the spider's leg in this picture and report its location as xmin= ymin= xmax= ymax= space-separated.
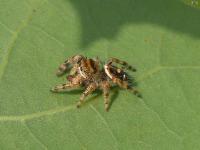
xmin=77 ymin=83 xmax=97 ymax=108
xmin=127 ymin=87 xmax=142 ymax=98
xmin=56 ymin=58 xmax=71 ymax=76
xmin=101 ymin=81 xmax=110 ymax=111
xmin=108 ymin=58 xmax=136 ymax=72
xmin=56 ymin=55 xmax=84 ymax=76
xmin=113 ymin=77 xmax=141 ymax=97
xmin=51 ymin=74 xmax=83 ymax=92
xmin=51 ymin=82 xmax=79 ymax=92
xmin=113 ymin=77 xmax=128 ymax=89
xmin=69 ymin=64 xmax=78 ymax=75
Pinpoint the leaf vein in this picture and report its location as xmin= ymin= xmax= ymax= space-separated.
xmin=0 ymin=66 xmax=199 ymax=121
xmin=140 ymin=99 xmax=183 ymax=141
xmin=30 ymin=25 xmax=65 ymax=48
xmin=23 ymin=121 xmax=48 ymax=150
xmin=68 ymin=118 xmax=88 ymax=150
xmin=0 ymin=1 xmax=46 ymax=81
xmin=0 ymin=21 xmax=14 ymax=34
xmin=0 ymin=105 xmax=76 ymax=122
xmin=89 ymin=105 xmax=120 ymax=150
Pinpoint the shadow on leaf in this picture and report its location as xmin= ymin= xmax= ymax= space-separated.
xmin=51 ymin=81 xmax=140 ymax=110
xmin=68 ymin=0 xmax=200 ymax=47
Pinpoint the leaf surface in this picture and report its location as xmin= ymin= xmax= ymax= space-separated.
xmin=0 ymin=0 xmax=200 ymax=149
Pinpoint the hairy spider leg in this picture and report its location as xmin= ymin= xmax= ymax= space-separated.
xmin=127 ymin=87 xmax=142 ymax=98
xmin=77 ymin=83 xmax=97 ymax=108
xmin=51 ymin=74 xmax=83 ymax=92
xmin=112 ymin=77 xmax=141 ymax=97
xmin=56 ymin=55 xmax=85 ymax=76
xmin=101 ymin=81 xmax=110 ymax=111
xmin=56 ymin=61 xmax=69 ymax=76
xmin=107 ymin=58 xmax=136 ymax=72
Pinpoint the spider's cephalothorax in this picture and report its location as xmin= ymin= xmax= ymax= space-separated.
xmin=51 ymin=55 xmax=141 ymax=111
xmin=103 ymin=58 xmax=139 ymax=94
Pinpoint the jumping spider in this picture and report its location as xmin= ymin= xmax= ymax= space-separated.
xmin=51 ymin=55 xmax=141 ymax=111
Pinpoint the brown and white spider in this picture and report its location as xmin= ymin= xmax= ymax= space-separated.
xmin=51 ymin=55 xmax=141 ymax=111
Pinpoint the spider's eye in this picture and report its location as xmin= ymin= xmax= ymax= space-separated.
xmin=123 ymin=74 xmax=126 ymax=80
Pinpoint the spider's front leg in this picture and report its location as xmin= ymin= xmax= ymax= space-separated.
xmin=127 ymin=87 xmax=142 ymax=98
xmin=113 ymin=78 xmax=141 ymax=97
xmin=101 ymin=81 xmax=110 ymax=111
xmin=77 ymin=83 xmax=97 ymax=108
xmin=51 ymin=74 xmax=83 ymax=92
xmin=108 ymin=58 xmax=136 ymax=72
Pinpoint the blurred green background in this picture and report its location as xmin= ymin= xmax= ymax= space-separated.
xmin=0 ymin=0 xmax=200 ymax=149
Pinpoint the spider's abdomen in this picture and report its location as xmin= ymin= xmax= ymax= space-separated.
xmin=79 ymin=59 xmax=99 ymax=79
xmin=86 ymin=59 xmax=99 ymax=74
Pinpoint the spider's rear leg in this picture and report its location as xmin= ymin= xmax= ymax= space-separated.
xmin=56 ymin=60 xmax=70 ymax=76
xmin=108 ymin=58 xmax=136 ymax=72
xmin=56 ymin=55 xmax=85 ymax=76
xmin=51 ymin=74 xmax=83 ymax=92
xmin=77 ymin=83 xmax=97 ymax=108
xmin=51 ymin=83 xmax=79 ymax=92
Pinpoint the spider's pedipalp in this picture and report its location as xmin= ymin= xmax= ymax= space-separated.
xmin=104 ymin=64 xmax=113 ymax=79
xmin=112 ymin=77 xmax=129 ymax=89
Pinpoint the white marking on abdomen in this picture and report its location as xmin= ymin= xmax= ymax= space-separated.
xmin=104 ymin=65 xmax=113 ymax=79
xmin=78 ymin=67 xmax=87 ymax=78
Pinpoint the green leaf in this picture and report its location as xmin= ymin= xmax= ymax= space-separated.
xmin=0 ymin=0 xmax=200 ymax=149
